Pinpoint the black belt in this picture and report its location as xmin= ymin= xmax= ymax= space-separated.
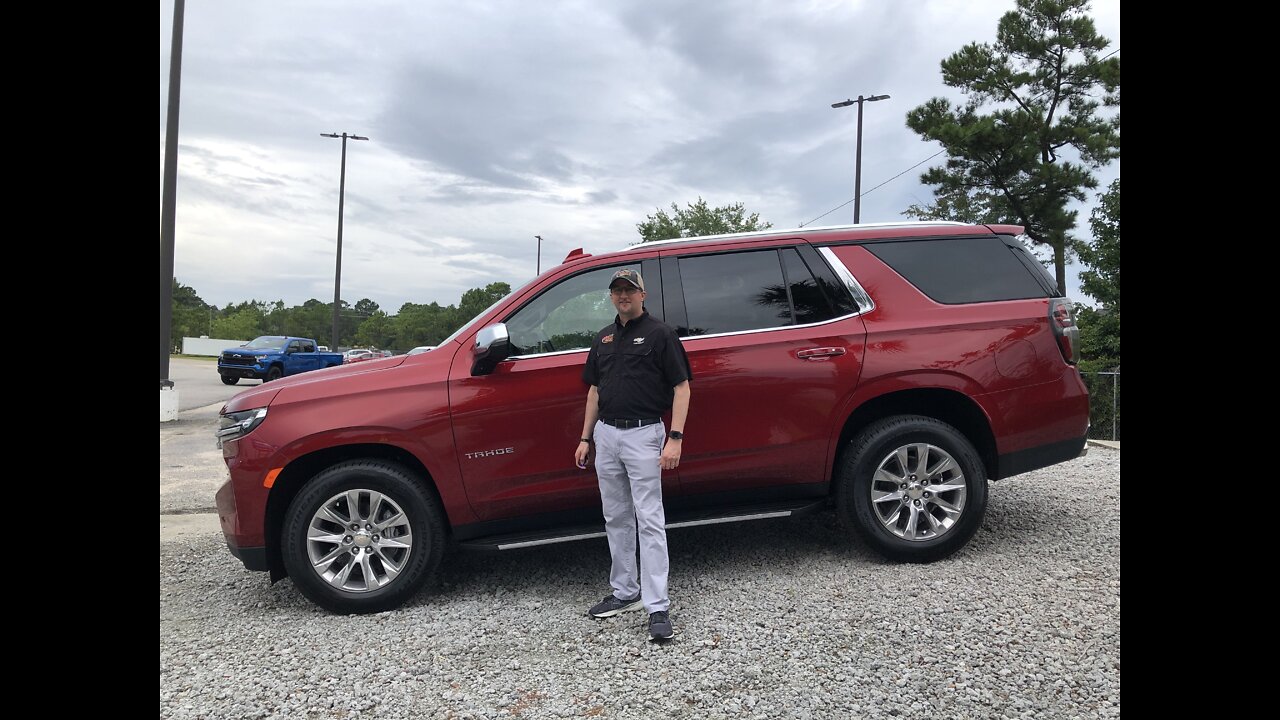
xmin=600 ymin=418 xmax=661 ymax=429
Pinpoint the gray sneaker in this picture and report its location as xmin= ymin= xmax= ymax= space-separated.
xmin=588 ymin=593 xmax=642 ymax=618
xmin=648 ymin=611 xmax=674 ymax=641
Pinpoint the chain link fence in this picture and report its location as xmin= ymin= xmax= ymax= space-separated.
xmin=1080 ymin=371 xmax=1120 ymax=441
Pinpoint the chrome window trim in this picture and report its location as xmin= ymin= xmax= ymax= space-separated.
xmin=819 ymin=246 xmax=874 ymax=314
xmin=509 ymin=347 xmax=591 ymax=361
xmin=506 ymin=247 xmax=875 ymax=359
xmin=625 ymin=220 xmax=967 ymax=250
xmin=511 ymin=305 xmax=868 ymax=358
xmin=675 ymin=310 xmax=861 ymax=344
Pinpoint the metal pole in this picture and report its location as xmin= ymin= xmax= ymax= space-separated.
xmin=160 ymin=0 xmax=185 ymax=386
xmin=535 ymin=235 xmax=542 ymax=275
xmin=332 ymin=134 xmax=348 ymax=350
xmin=321 ymin=132 xmax=368 ymax=350
xmin=854 ymin=95 xmax=865 ymax=224
xmin=1112 ymin=372 xmax=1118 ymax=441
xmin=831 ymin=94 xmax=887 ymax=226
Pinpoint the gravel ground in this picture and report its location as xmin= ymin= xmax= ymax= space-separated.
xmin=160 ymin=448 xmax=1119 ymax=720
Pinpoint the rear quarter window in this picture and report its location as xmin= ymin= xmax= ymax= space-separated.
xmin=864 ymin=236 xmax=1051 ymax=304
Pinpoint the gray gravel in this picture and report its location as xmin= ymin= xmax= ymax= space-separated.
xmin=160 ymin=448 xmax=1119 ymax=719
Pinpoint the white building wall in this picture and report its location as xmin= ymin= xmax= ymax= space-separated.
xmin=182 ymin=337 xmax=248 ymax=357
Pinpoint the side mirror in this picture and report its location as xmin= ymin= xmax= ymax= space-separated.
xmin=471 ymin=323 xmax=512 ymax=376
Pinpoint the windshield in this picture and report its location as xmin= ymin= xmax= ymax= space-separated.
xmin=440 ymin=291 xmax=514 ymax=347
xmin=244 ymin=336 xmax=288 ymax=350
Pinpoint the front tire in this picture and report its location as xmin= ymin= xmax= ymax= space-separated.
xmin=264 ymin=366 xmax=283 ymax=382
xmin=282 ymin=460 xmax=446 ymax=614
xmin=836 ymin=415 xmax=987 ymax=562
xmin=220 ymin=374 xmax=239 ymax=385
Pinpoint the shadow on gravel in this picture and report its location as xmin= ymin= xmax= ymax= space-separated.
xmin=225 ymin=486 xmax=1076 ymax=613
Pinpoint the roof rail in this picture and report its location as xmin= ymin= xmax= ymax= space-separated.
xmin=624 ymin=220 xmax=969 ymax=250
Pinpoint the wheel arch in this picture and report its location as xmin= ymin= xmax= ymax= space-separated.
xmin=832 ymin=388 xmax=996 ymax=489
xmin=263 ymin=443 xmax=446 ymax=581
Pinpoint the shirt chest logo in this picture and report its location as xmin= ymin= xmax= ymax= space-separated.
xmin=632 ymin=337 xmax=646 ymax=345
xmin=601 ymin=334 xmax=614 ymax=344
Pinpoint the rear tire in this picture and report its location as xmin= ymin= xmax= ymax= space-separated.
xmin=836 ymin=415 xmax=987 ymax=562
xmin=282 ymin=460 xmax=446 ymax=614
xmin=220 ymin=374 xmax=239 ymax=385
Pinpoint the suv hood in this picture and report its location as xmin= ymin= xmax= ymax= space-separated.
xmin=220 ymin=347 xmax=278 ymax=356
xmin=222 ymin=353 xmax=413 ymax=413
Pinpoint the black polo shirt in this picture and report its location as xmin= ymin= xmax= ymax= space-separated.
xmin=582 ymin=311 xmax=692 ymax=420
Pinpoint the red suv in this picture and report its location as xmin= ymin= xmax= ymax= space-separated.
xmin=216 ymin=221 xmax=1089 ymax=613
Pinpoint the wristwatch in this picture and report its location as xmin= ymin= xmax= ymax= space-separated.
xmin=580 ymin=437 xmax=593 ymax=444
xmin=668 ymin=430 xmax=684 ymax=440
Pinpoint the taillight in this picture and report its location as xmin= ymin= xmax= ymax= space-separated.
xmin=1049 ymin=298 xmax=1080 ymax=365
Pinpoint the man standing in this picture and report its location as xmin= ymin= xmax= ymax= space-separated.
xmin=574 ymin=268 xmax=691 ymax=642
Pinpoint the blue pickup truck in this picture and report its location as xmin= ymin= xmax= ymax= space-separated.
xmin=217 ymin=336 xmax=344 ymax=385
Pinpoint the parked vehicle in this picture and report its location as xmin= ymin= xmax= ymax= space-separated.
xmin=217 ymin=336 xmax=343 ymax=385
xmin=343 ymin=349 xmax=376 ymax=364
xmin=216 ymin=221 xmax=1089 ymax=613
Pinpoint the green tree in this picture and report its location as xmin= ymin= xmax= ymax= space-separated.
xmin=355 ymin=310 xmax=394 ymax=350
xmin=1077 ymin=178 xmax=1119 ymax=313
xmin=1075 ymin=178 xmax=1119 ymax=370
xmin=212 ymin=306 xmax=263 ymax=341
xmin=456 ymin=282 xmax=512 ymax=326
xmin=636 ymin=197 xmax=771 ymax=243
xmin=903 ymin=0 xmax=1120 ymax=293
xmin=391 ymin=302 xmax=456 ymax=348
xmin=170 ymin=279 xmax=212 ymax=350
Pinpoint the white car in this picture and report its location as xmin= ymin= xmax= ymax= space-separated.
xmin=343 ymin=349 xmax=376 ymax=364
xmin=407 ymin=345 xmax=436 ymax=355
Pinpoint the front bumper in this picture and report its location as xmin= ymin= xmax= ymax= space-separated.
xmin=216 ymin=474 xmax=269 ymax=572
xmin=218 ymin=364 xmax=265 ymax=379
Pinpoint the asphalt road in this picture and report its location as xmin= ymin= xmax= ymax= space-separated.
xmin=160 ymin=357 xmax=256 ymax=530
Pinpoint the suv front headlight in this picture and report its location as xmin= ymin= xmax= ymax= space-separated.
xmin=216 ymin=408 xmax=268 ymax=447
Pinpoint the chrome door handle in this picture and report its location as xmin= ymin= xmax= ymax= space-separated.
xmin=796 ymin=347 xmax=846 ymax=359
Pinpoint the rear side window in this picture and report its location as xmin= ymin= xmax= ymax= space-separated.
xmin=678 ymin=250 xmax=791 ymax=335
xmin=865 ymin=236 xmax=1051 ymax=304
xmin=673 ymin=247 xmax=855 ymax=336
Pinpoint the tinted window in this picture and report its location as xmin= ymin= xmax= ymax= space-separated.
xmin=301 ymin=341 xmax=316 ymax=353
xmin=1002 ymin=235 xmax=1062 ymax=297
xmin=799 ymin=245 xmax=862 ymax=315
xmin=865 ymin=236 xmax=1050 ymax=304
xmin=678 ymin=250 xmax=790 ymax=335
xmin=505 ymin=264 xmax=640 ymax=355
xmin=781 ymin=248 xmax=839 ymax=325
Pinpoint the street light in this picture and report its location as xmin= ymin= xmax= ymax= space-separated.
xmin=320 ymin=131 xmax=368 ymax=350
xmin=534 ymin=235 xmax=543 ymax=275
xmin=831 ymin=94 xmax=889 ymax=224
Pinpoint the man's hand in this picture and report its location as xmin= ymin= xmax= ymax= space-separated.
xmin=574 ymin=440 xmax=591 ymax=469
xmin=660 ymin=439 xmax=682 ymax=470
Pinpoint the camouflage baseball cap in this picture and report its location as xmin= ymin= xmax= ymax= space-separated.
xmin=608 ymin=268 xmax=645 ymax=292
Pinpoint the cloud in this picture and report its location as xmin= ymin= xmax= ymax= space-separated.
xmin=162 ymin=0 xmax=1120 ymax=309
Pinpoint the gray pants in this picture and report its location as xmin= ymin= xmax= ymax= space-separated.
xmin=594 ymin=420 xmax=669 ymax=613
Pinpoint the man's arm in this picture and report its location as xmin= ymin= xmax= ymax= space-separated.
xmin=660 ymin=380 xmax=690 ymax=470
xmin=574 ymin=385 xmax=600 ymax=468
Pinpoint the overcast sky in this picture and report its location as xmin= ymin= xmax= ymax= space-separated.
xmin=160 ymin=0 xmax=1120 ymax=313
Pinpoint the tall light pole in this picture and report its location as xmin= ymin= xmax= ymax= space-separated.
xmin=320 ymin=132 xmax=368 ymax=350
xmin=534 ymin=235 xmax=543 ymax=275
xmin=831 ymin=94 xmax=889 ymax=224
xmin=161 ymin=0 xmax=186 ymax=389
